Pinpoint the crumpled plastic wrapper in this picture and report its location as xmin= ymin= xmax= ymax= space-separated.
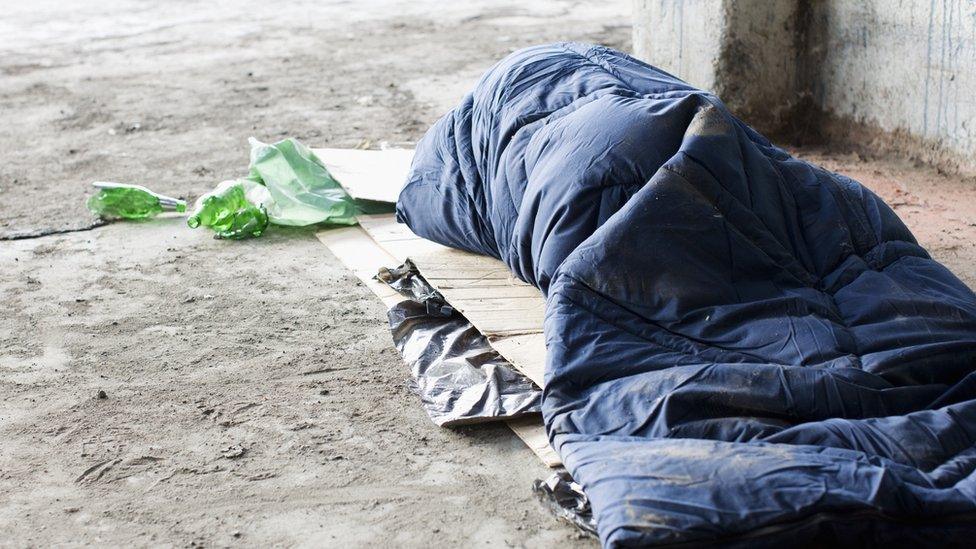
xmin=532 ymin=470 xmax=597 ymax=537
xmin=380 ymin=261 xmax=542 ymax=426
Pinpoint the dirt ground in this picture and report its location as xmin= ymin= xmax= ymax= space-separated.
xmin=1 ymin=1 xmax=974 ymax=547
xmin=0 ymin=2 xmax=628 ymax=547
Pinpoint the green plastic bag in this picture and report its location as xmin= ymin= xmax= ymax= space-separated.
xmin=245 ymin=137 xmax=358 ymax=227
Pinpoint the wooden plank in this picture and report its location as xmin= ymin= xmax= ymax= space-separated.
xmin=487 ymin=333 xmax=546 ymax=388
xmin=357 ymin=213 xmax=420 ymax=243
xmin=451 ymin=298 xmax=546 ymax=314
xmin=357 ymin=214 xmax=448 ymax=260
xmin=315 ymin=226 xmax=402 ymax=308
xmin=463 ymin=316 xmax=544 ymax=338
xmin=316 ymin=224 xmax=559 ymax=467
xmin=437 ymin=286 xmax=543 ymax=300
xmin=506 ymin=415 xmax=561 ymax=467
xmin=357 ymin=214 xmax=547 ymax=378
xmin=311 ymin=147 xmax=413 ymax=203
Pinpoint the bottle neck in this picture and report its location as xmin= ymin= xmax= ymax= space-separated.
xmin=158 ymin=196 xmax=187 ymax=213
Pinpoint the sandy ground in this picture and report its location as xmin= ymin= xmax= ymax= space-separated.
xmin=0 ymin=1 xmax=629 ymax=547
xmin=1 ymin=1 xmax=974 ymax=547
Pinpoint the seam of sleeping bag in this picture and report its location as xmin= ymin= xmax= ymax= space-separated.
xmin=438 ymin=107 xmax=500 ymax=259
xmin=549 ymin=272 xmax=786 ymax=368
xmin=569 ymin=43 xmax=629 ymax=87
xmin=555 ymin=43 xmax=707 ymax=107
xmin=658 ymin=159 xmax=826 ymax=296
xmin=658 ymin=157 xmax=867 ymax=366
xmin=766 ymin=160 xmax=942 ymax=368
xmin=590 ymin=43 xmax=691 ymax=89
xmin=572 ymin=43 xmax=700 ymax=96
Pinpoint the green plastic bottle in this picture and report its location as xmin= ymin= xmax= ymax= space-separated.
xmin=86 ymin=182 xmax=186 ymax=220
xmin=186 ymin=180 xmax=269 ymax=239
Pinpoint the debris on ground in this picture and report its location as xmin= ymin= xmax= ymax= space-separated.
xmin=532 ymin=471 xmax=596 ymax=538
xmin=183 ymin=137 xmax=392 ymax=239
xmin=246 ymin=137 xmax=359 ymax=227
xmin=220 ymin=445 xmax=248 ymax=459
xmin=187 ymin=136 xmax=358 ymax=239
xmin=85 ymin=137 xmax=391 ymax=239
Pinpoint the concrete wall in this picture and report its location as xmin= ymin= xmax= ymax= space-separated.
xmin=809 ymin=0 xmax=976 ymax=171
xmin=632 ymin=0 xmax=727 ymax=92
xmin=631 ymin=0 xmax=976 ymax=173
xmin=632 ymin=0 xmax=801 ymax=130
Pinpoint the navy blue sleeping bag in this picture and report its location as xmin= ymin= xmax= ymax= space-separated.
xmin=396 ymin=43 xmax=976 ymax=547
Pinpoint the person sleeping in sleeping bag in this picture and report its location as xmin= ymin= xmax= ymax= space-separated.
xmin=396 ymin=43 xmax=976 ymax=548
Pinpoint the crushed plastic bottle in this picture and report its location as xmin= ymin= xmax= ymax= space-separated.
xmin=186 ymin=180 xmax=269 ymax=239
xmin=86 ymin=182 xmax=186 ymax=220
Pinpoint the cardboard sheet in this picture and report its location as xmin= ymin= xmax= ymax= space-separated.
xmin=356 ymin=214 xmax=546 ymax=386
xmin=311 ymin=147 xmax=413 ymax=204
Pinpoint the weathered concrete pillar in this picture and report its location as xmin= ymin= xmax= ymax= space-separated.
xmin=632 ymin=0 xmax=976 ymax=173
xmin=632 ymin=0 xmax=727 ymax=93
xmin=632 ymin=0 xmax=801 ymax=133
xmin=808 ymin=0 xmax=976 ymax=173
